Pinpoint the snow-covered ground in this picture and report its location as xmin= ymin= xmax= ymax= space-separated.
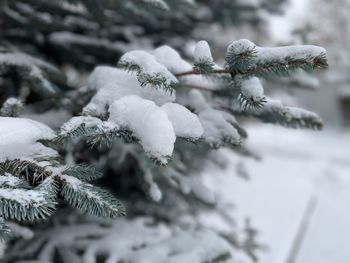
xmin=202 ymin=124 xmax=350 ymax=263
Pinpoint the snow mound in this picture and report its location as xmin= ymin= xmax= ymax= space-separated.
xmin=199 ymin=109 xmax=241 ymax=147
xmin=161 ymin=102 xmax=203 ymax=139
xmin=193 ymin=40 xmax=213 ymax=63
xmin=108 ymin=96 xmax=176 ymax=163
xmin=0 ymin=117 xmax=55 ymax=160
xmin=119 ymin=50 xmax=178 ymax=87
xmin=152 ymin=45 xmax=192 ymax=74
xmin=238 ymin=76 xmax=264 ymax=99
xmin=83 ymin=66 xmax=175 ymax=115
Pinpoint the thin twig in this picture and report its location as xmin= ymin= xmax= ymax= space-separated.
xmin=175 ymin=69 xmax=230 ymax=77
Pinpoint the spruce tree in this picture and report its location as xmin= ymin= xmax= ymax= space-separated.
xmin=0 ymin=1 xmax=327 ymax=262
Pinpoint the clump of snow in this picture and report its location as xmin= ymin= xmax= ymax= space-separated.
xmin=227 ymin=39 xmax=256 ymax=54
xmin=284 ymin=107 xmax=320 ymax=121
xmin=83 ymin=66 xmax=175 ymax=115
xmin=177 ymin=90 xmax=240 ymax=146
xmin=180 ymin=90 xmax=210 ymax=112
xmin=264 ymin=98 xmax=283 ymax=110
xmin=0 ymin=97 xmax=23 ymax=117
xmin=237 ymin=76 xmax=264 ymax=99
xmin=1 ymin=98 xmax=22 ymax=108
xmin=161 ymin=102 xmax=203 ymax=139
xmin=152 ymin=45 xmax=192 ymax=74
xmin=193 ymin=40 xmax=213 ymax=63
xmin=144 ymin=170 xmax=162 ymax=202
xmin=119 ymin=50 xmax=178 ymax=87
xmin=108 ymin=96 xmax=176 ymax=163
xmin=0 ymin=117 xmax=55 ymax=161
xmin=166 ymin=168 xmax=216 ymax=204
xmin=199 ymin=109 xmax=241 ymax=147
xmin=256 ymin=45 xmax=326 ymax=64
xmin=226 ymin=39 xmax=326 ymax=72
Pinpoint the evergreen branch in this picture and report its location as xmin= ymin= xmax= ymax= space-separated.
xmin=118 ymin=58 xmax=178 ymax=93
xmin=237 ymin=93 xmax=267 ymax=111
xmin=54 ymin=123 xmax=95 ymax=144
xmin=0 ymin=159 xmax=53 ymax=185
xmin=63 ymin=164 xmax=103 ymax=182
xmin=176 ymin=53 xmax=327 ymax=79
xmin=232 ymin=99 xmax=324 ymax=130
xmin=59 ymin=175 xmax=126 ymax=219
xmin=225 ymin=45 xmax=258 ymax=74
xmin=138 ymin=72 xmax=178 ymax=93
xmin=193 ymin=59 xmax=215 ymax=75
xmin=86 ymin=127 xmax=133 ymax=148
xmin=0 ymin=187 xmax=56 ymax=221
xmin=0 ymin=51 xmax=65 ymax=97
xmin=0 ymin=98 xmax=23 ymax=117
xmin=0 ymin=173 xmax=31 ymax=189
xmin=0 ymin=218 xmax=11 ymax=242
xmin=36 ymin=177 xmax=60 ymax=200
xmin=246 ymin=53 xmax=328 ymax=78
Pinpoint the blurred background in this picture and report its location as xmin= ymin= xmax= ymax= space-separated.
xmin=198 ymin=0 xmax=350 ymax=262
xmin=1 ymin=0 xmax=350 ymax=262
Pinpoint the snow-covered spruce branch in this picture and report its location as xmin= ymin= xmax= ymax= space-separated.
xmin=62 ymin=40 xmax=328 ymax=165
xmin=4 ymin=217 xmax=233 ymax=263
xmin=227 ymin=98 xmax=324 ymax=130
xmin=0 ymin=38 xmax=328 ymax=249
xmin=0 ymin=50 xmax=66 ymax=98
xmin=0 ymin=159 xmax=125 ymax=221
xmin=175 ymin=40 xmax=327 ymax=78
xmin=117 ymin=40 xmax=327 ymax=112
xmin=0 ymin=118 xmax=125 ymax=238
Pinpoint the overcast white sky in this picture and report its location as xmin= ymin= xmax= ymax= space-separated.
xmin=269 ymin=0 xmax=310 ymax=42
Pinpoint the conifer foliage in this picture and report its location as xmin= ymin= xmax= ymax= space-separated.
xmin=0 ymin=0 xmax=327 ymax=262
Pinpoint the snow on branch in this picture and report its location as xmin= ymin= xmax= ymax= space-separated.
xmin=161 ymin=102 xmax=203 ymax=140
xmin=165 ymin=168 xmax=216 ymax=205
xmin=0 ymin=186 xmax=56 ymax=221
xmin=55 ymin=116 xmax=103 ymax=144
xmin=83 ymin=66 xmax=175 ymax=116
xmin=0 ymin=51 xmax=65 ymax=97
xmin=225 ymin=39 xmax=328 ymax=76
xmin=152 ymin=45 xmax=193 ymax=74
xmin=182 ymin=90 xmax=241 ymax=147
xmin=193 ymin=40 xmax=215 ymax=74
xmin=59 ymin=175 xmax=125 ymax=219
xmin=0 ymin=116 xmax=125 ymax=224
xmin=108 ymin=95 xmax=176 ymax=164
xmin=0 ymin=173 xmax=31 ymax=189
xmin=236 ymin=76 xmax=267 ymax=110
xmin=0 ymin=98 xmax=23 ymax=117
xmin=0 ymin=117 xmax=56 ymax=161
xmin=234 ymin=98 xmax=323 ymax=130
xmin=118 ymin=50 xmax=178 ymax=92
xmin=14 ymin=218 xmax=232 ymax=263
xmin=63 ymin=164 xmax=104 ymax=182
